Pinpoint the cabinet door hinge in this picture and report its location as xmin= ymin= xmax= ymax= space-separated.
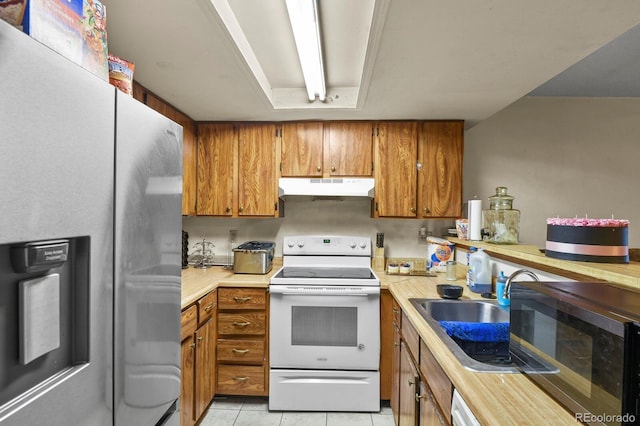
xmin=371 ymin=162 xmax=374 ymax=172
xmin=274 ymin=202 xmax=278 ymax=211
xmin=279 ymin=162 xmax=282 ymax=172
xmin=375 ymin=201 xmax=379 ymax=211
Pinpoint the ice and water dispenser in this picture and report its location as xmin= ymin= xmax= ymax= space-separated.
xmin=0 ymin=237 xmax=89 ymax=407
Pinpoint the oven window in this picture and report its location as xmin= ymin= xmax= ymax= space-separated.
xmin=291 ymin=306 xmax=357 ymax=347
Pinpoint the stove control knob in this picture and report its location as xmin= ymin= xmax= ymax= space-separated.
xmin=359 ymin=241 xmax=367 ymax=249
xmin=287 ymin=240 xmax=295 ymax=248
xmin=349 ymin=241 xmax=357 ymax=249
xmin=297 ymin=241 xmax=304 ymax=248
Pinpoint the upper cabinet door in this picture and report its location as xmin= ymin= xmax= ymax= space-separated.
xmin=418 ymin=121 xmax=464 ymax=218
xmin=197 ymin=124 xmax=234 ymax=216
xmin=374 ymin=122 xmax=418 ymax=217
xmin=327 ymin=122 xmax=373 ymax=176
xmin=237 ymin=123 xmax=278 ymax=216
xmin=281 ymin=122 xmax=324 ymax=177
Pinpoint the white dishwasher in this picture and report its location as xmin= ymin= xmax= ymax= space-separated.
xmin=451 ymin=390 xmax=481 ymax=426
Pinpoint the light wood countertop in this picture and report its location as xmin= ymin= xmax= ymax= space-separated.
xmin=448 ymin=237 xmax=640 ymax=291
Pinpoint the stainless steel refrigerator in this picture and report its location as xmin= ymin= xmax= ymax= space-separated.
xmin=0 ymin=20 xmax=182 ymax=425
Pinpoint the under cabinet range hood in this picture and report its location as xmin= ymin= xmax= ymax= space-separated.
xmin=278 ymin=178 xmax=374 ymax=198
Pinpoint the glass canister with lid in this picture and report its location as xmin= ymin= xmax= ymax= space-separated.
xmin=482 ymin=186 xmax=520 ymax=244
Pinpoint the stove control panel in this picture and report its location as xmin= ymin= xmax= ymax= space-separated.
xmin=283 ymin=235 xmax=372 ymax=256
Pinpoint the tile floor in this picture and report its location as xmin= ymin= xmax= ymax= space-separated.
xmin=198 ymin=396 xmax=395 ymax=426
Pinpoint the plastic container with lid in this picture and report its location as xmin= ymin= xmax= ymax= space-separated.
xmin=496 ymin=271 xmax=510 ymax=306
xmin=467 ymin=248 xmax=491 ymax=293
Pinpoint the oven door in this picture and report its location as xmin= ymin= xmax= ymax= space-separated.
xmin=269 ymin=285 xmax=380 ymax=370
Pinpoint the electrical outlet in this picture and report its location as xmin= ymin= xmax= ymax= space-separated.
xmin=418 ymin=227 xmax=431 ymax=245
xmin=229 ymin=229 xmax=238 ymax=243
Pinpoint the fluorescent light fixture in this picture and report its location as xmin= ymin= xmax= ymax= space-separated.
xmin=285 ymin=0 xmax=326 ymax=102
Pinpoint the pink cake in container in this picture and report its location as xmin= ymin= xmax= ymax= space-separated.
xmin=545 ymin=218 xmax=629 ymax=264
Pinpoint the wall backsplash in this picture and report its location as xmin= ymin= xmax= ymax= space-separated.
xmin=182 ymin=198 xmax=455 ymax=260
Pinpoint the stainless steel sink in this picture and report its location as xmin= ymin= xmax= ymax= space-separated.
xmin=410 ymin=298 xmax=517 ymax=373
xmin=427 ymin=299 xmax=509 ymax=323
xmin=409 ymin=298 xmax=557 ymax=374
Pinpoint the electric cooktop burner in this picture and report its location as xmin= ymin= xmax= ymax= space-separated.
xmin=275 ymin=266 xmax=375 ymax=280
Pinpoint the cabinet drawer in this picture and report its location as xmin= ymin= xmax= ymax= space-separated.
xmin=218 ymin=288 xmax=266 ymax=309
xmin=181 ymin=305 xmax=197 ymax=341
xmin=198 ymin=290 xmax=217 ymax=324
xmin=217 ymin=339 xmax=265 ymax=363
xmin=420 ymin=340 xmax=452 ymax=421
xmin=218 ymin=312 xmax=266 ymax=336
xmin=217 ymin=365 xmax=265 ymax=395
xmin=401 ymin=311 xmax=420 ymax=360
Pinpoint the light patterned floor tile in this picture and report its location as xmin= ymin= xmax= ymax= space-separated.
xmin=280 ymin=411 xmax=328 ymax=426
xmin=242 ymin=397 xmax=269 ymax=411
xmin=327 ymin=412 xmax=373 ymax=426
xmin=198 ymin=408 xmax=239 ymax=426
xmin=210 ymin=396 xmax=245 ymax=410
xmin=233 ymin=410 xmax=283 ymax=426
xmin=372 ymin=412 xmax=396 ymax=426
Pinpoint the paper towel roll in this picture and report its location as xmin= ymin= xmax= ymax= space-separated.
xmin=468 ymin=199 xmax=483 ymax=241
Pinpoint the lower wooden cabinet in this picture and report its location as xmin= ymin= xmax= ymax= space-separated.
xmin=390 ymin=298 xmax=454 ymax=426
xmin=180 ymin=334 xmax=196 ymax=426
xmin=216 ymin=287 xmax=269 ymax=396
xmin=419 ymin=382 xmax=446 ymax=426
xmin=180 ymin=290 xmax=217 ymax=426
xmin=399 ymin=341 xmax=419 ymax=426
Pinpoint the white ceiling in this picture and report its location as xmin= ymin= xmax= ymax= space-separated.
xmin=103 ymin=0 xmax=640 ymax=127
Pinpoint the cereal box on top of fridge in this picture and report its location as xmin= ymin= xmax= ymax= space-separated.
xmin=108 ymin=53 xmax=135 ymax=96
xmin=22 ymin=0 xmax=84 ymax=66
xmin=1 ymin=0 xmax=27 ymax=27
xmin=81 ymin=0 xmax=107 ymax=81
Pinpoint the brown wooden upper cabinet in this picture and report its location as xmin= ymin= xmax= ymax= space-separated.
xmin=418 ymin=121 xmax=464 ymax=218
xmin=374 ymin=121 xmax=463 ymax=219
xmin=197 ymin=123 xmax=235 ymax=216
xmin=237 ymin=123 xmax=279 ymax=217
xmin=280 ymin=122 xmax=324 ymax=177
xmin=197 ymin=123 xmax=280 ymax=217
xmin=374 ymin=121 xmax=419 ymax=218
xmin=280 ymin=121 xmax=373 ymax=178
xmin=326 ymin=121 xmax=373 ymax=177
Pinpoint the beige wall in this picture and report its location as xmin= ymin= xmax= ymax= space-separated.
xmin=464 ymin=96 xmax=640 ymax=248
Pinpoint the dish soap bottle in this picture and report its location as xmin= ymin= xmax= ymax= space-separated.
xmin=496 ymin=271 xmax=510 ymax=306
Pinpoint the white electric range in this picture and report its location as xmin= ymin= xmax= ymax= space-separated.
xmin=269 ymin=235 xmax=381 ymax=412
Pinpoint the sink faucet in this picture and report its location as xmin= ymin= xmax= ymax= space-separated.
xmin=503 ymin=269 xmax=540 ymax=299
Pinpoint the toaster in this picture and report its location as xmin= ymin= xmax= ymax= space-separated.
xmin=232 ymin=241 xmax=275 ymax=274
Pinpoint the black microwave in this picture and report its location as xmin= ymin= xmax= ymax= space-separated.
xmin=509 ymin=281 xmax=640 ymax=426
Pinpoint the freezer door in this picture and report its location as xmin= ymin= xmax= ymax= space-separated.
xmin=113 ymin=91 xmax=183 ymax=425
xmin=0 ymin=20 xmax=114 ymax=425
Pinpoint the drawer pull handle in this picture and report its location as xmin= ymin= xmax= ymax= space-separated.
xmin=233 ymin=296 xmax=252 ymax=302
xmin=190 ymin=343 xmax=196 ymax=349
xmin=232 ymin=348 xmax=250 ymax=354
xmin=233 ymin=321 xmax=251 ymax=327
xmin=197 ymin=336 xmax=204 ymax=342
xmin=416 ymin=393 xmax=425 ymax=402
xmin=233 ymin=376 xmax=250 ymax=381
xmin=203 ymin=304 xmax=213 ymax=312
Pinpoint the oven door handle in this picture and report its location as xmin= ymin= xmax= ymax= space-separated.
xmin=268 ymin=286 xmax=380 ymax=296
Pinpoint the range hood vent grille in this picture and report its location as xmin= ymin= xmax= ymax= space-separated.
xmin=278 ymin=178 xmax=374 ymax=198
